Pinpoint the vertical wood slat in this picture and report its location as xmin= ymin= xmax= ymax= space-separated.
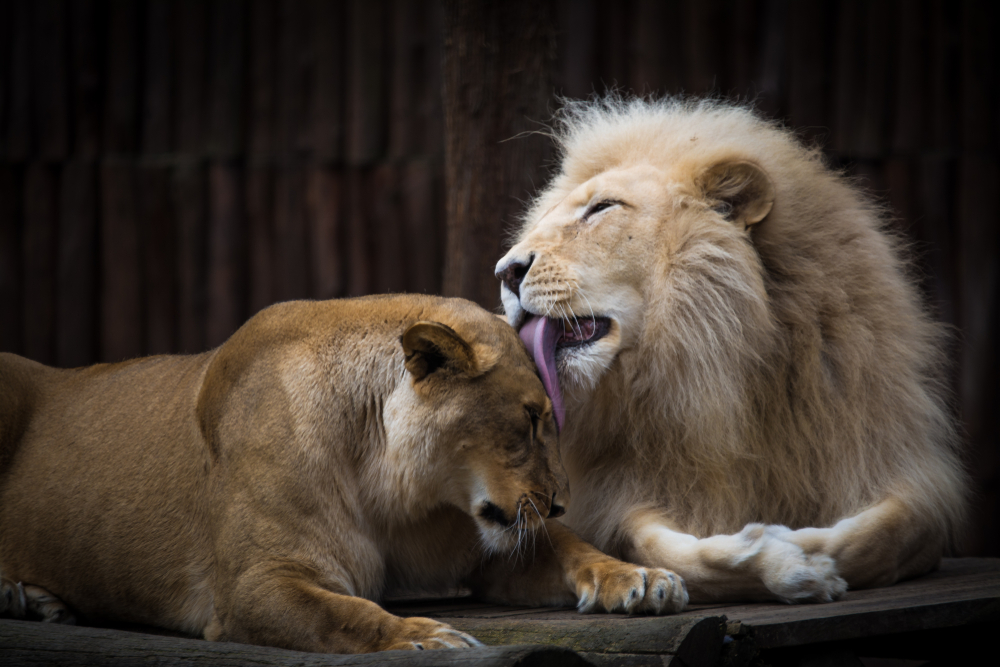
xmin=100 ymin=161 xmax=143 ymax=362
xmin=960 ymin=0 xmax=999 ymax=153
xmin=0 ymin=166 xmax=22 ymax=354
xmin=956 ymin=157 xmax=1000 ymax=557
xmin=311 ymin=0 xmax=346 ymax=163
xmin=556 ymin=0 xmax=599 ymax=99
xmin=0 ymin=0 xmax=11 ymax=159
xmin=32 ymin=0 xmax=70 ymax=160
xmin=207 ymin=0 xmax=246 ymax=159
xmin=370 ymin=163 xmax=404 ymax=294
xmin=855 ymin=0 xmax=894 ymax=158
xmin=831 ymin=0 xmax=865 ymax=155
xmin=3 ymin=0 xmax=32 ymax=160
xmin=56 ymin=161 xmax=97 ymax=367
xmin=274 ymin=0 xmax=312 ymax=161
xmin=754 ymin=0 xmax=788 ymax=119
xmin=246 ymin=165 xmax=275 ymax=314
xmin=174 ymin=0 xmax=208 ymax=155
xmin=247 ymin=0 xmax=276 ymax=161
xmin=142 ymin=0 xmax=173 ymax=155
xmin=22 ymin=163 xmax=58 ymax=365
xmin=685 ymin=0 xmax=728 ymax=95
xmin=345 ymin=168 xmax=371 ymax=296
xmin=346 ymin=0 xmax=388 ymax=165
xmin=629 ymin=0 xmax=684 ymax=97
xmin=401 ymin=158 xmax=442 ymax=295
xmin=786 ymin=0 xmax=834 ymax=142
xmin=69 ymin=0 xmax=102 ymax=160
xmin=307 ymin=167 xmax=343 ymax=299
xmin=891 ymin=0 xmax=928 ymax=155
xmin=272 ymin=166 xmax=310 ymax=301
xmin=139 ymin=164 xmax=176 ymax=356
xmin=206 ymin=161 xmax=245 ymax=348
xmin=927 ymin=0 xmax=961 ymax=154
xmin=103 ymin=0 xmax=141 ymax=155
xmin=175 ymin=162 xmax=207 ymax=353
xmin=727 ymin=0 xmax=763 ymax=98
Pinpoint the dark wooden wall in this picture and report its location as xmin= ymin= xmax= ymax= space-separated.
xmin=1 ymin=0 xmax=997 ymax=555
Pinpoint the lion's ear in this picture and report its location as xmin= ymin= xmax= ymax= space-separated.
xmin=401 ymin=321 xmax=477 ymax=381
xmin=697 ymin=160 xmax=775 ymax=228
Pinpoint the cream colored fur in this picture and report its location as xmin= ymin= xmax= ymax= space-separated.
xmin=0 ymin=294 xmax=685 ymax=654
xmin=497 ymin=96 xmax=968 ymax=603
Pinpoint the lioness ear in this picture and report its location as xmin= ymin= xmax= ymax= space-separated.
xmin=697 ymin=160 xmax=775 ymax=228
xmin=401 ymin=321 xmax=477 ymax=381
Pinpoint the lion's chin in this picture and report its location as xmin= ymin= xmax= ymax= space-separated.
xmin=555 ymin=319 xmax=621 ymax=396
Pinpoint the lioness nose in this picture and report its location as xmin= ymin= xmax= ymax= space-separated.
xmin=496 ymin=254 xmax=534 ymax=298
xmin=547 ymin=492 xmax=565 ymax=519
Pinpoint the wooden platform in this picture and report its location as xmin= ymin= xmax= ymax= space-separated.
xmin=2 ymin=558 xmax=998 ymax=667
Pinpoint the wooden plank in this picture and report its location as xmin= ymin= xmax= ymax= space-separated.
xmin=22 ymin=163 xmax=58 ymax=364
xmin=247 ymin=0 xmax=276 ymax=161
xmin=916 ymin=157 xmax=959 ymax=329
xmin=346 ymin=0 xmax=388 ymax=165
xmin=246 ymin=164 xmax=275 ymax=314
xmin=206 ymin=0 xmax=246 ymax=158
xmin=137 ymin=164 xmax=176 ymax=356
xmin=206 ymin=161 xmax=246 ymax=348
xmin=593 ymin=1 xmax=630 ymax=92
xmin=753 ymin=0 xmax=788 ymax=119
xmin=173 ymin=0 xmax=207 ymax=155
xmin=141 ymin=0 xmax=173 ymax=155
xmin=855 ymin=0 xmax=894 ymax=158
xmin=0 ymin=165 xmax=21 ymax=354
xmin=307 ymin=166 xmax=344 ymax=300
xmin=831 ymin=0 xmax=865 ymax=155
xmin=345 ymin=168 xmax=371 ymax=296
xmin=174 ymin=161 xmax=207 ymax=354
xmin=99 ymin=161 xmax=142 ymax=362
xmin=0 ymin=0 xmax=11 ymax=158
xmin=3 ymin=0 xmax=32 ymax=160
xmin=31 ymin=0 xmax=70 ymax=160
xmin=56 ymin=161 xmax=98 ymax=367
xmin=439 ymin=615 xmax=724 ymax=666
xmin=727 ymin=0 xmax=764 ymax=99
xmin=68 ymin=0 xmax=102 ymax=159
xmin=311 ymin=0 xmax=346 ymax=163
xmin=103 ymin=0 xmax=141 ymax=154
xmin=0 ymin=620 xmax=590 ymax=667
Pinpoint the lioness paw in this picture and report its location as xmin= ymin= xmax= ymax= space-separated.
xmin=749 ymin=526 xmax=848 ymax=603
xmin=576 ymin=562 xmax=687 ymax=615
xmin=384 ymin=617 xmax=483 ymax=651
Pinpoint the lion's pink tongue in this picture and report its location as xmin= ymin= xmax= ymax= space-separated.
xmin=519 ymin=315 xmax=565 ymax=431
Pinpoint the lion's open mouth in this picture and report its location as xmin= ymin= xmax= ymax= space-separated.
xmin=518 ymin=315 xmax=611 ymax=432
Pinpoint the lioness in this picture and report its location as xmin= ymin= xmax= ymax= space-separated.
xmin=496 ymin=96 xmax=968 ymax=603
xmin=0 ymin=294 xmax=685 ymax=654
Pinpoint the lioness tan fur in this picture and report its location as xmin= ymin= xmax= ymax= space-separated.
xmin=496 ymin=96 xmax=968 ymax=603
xmin=0 ymin=294 xmax=685 ymax=653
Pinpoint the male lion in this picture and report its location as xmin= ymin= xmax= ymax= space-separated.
xmin=0 ymin=294 xmax=685 ymax=654
xmin=496 ymin=97 xmax=968 ymax=604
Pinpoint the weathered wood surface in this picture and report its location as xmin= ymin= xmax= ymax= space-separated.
xmin=0 ymin=619 xmax=588 ymax=667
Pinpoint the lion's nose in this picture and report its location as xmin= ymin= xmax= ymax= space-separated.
xmin=496 ymin=254 xmax=534 ymax=298
xmin=547 ymin=492 xmax=565 ymax=519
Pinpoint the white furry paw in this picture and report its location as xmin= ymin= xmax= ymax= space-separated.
xmin=576 ymin=561 xmax=687 ymax=614
xmin=745 ymin=525 xmax=848 ymax=603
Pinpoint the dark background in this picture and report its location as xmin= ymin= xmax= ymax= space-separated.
xmin=0 ymin=0 xmax=997 ymax=556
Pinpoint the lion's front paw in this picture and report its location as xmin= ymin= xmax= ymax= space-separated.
xmin=575 ymin=561 xmax=687 ymax=614
xmin=748 ymin=525 xmax=847 ymax=603
xmin=383 ymin=617 xmax=484 ymax=651
xmin=0 ymin=577 xmax=26 ymax=618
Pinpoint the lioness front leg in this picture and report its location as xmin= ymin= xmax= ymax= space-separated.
xmin=622 ymin=510 xmax=847 ymax=604
xmin=211 ymin=561 xmax=481 ymax=653
xmin=471 ymin=521 xmax=687 ymax=614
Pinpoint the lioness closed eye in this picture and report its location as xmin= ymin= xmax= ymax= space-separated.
xmin=497 ymin=96 xmax=968 ymax=604
xmin=0 ymin=294 xmax=685 ymax=654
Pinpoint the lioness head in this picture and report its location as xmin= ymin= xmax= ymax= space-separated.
xmin=389 ymin=309 xmax=568 ymax=553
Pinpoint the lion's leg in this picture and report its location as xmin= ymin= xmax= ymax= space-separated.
xmin=780 ymin=496 xmax=943 ymax=590
xmin=210 ymin=560 xmax=481 ymax=653
xmin=469 ymin=520 xmax=687 ymax=614
xmin=0 ymin=577 xmax=75 ymax=623
xmin=621 ymin=509 xmax=847 ymax=604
